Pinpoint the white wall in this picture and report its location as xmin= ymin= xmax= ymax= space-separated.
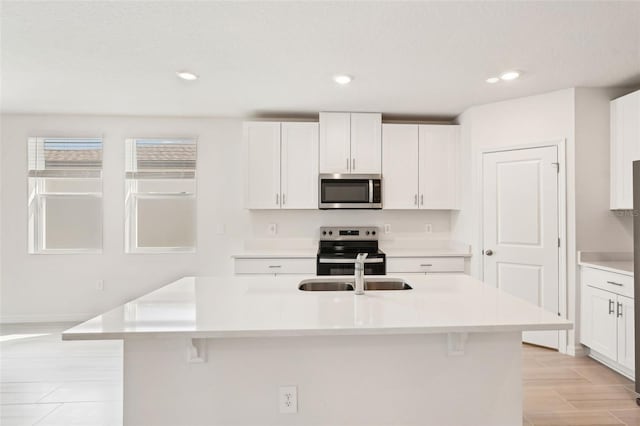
xmin=0 ymin=114 xmax=452 ymax=322
xmin=574 ymin=87 xmax=633 ymax=251
xmin=453 ymin=87 xmax=634 ymax=355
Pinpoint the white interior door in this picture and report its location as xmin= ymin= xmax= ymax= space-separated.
xmin=482 ymin=146 xmax=560 ymax=348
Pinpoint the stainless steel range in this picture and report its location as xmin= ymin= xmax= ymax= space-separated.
xmin=316 ymin=226 xmax=386 ymax=276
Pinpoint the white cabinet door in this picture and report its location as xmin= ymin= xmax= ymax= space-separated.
xmin=319 ymin=112 xmax=351 ymax=174
xmin=245 ymin=122 xmax=281 ymax=209
xmin=382 ymin=124 xmax=419 ymax=209
xmin=617 ymin=295 xmax=635 ymax=371
xmin=281 ymin=122 xmax=319 ymax=209
xmin=583 ymin=285 xmax=618 ymax=361
xmin=419 ymin=125 xmax=460 ymax=209
xmin=350 ymin=113 xmax=382 ymax=174
xmin=610 ymin=90 xmax=640 ymax=210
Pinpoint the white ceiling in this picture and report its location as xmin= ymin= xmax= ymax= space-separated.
xmin=2 ymin=1 xmax=639 ymax=118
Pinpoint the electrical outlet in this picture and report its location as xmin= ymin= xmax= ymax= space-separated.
xmin=425 ymin=224 xmax=433 ymax=234
xmin=268 ymin=223 xmax=277 ymax=236
xmin=384 ymin=224 xmax=391 ymax=234
xmin=96 ymin=280 xmax=105 ymax=291
xmin=279 ymin=385 xmax=297 ymax=414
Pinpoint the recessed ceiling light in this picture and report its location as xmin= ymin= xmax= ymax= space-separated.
xmin=500 ymin=70 xmax=520 ymax=81
xmin=486 ymin=77 xmax=500 ymax=84
xmin=334 ymin=75 xmax=353 ymax=85
xmin=176 ymin=71 xmax=199 ymax=81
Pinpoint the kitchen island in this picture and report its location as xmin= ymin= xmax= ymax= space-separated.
xmin=63 ymin=274 xmax=571 ymax=426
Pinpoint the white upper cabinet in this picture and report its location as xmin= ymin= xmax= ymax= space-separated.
xmin=245 ymin=121 xmax=318 ymax=210
xmin=350 ymin=113 xmax=382 ymax=174
xmin=382 ymin=123 xmax=460 ymax=210
xmin=245 ymin=122 xmax=281 ymax=209
xmin=319 ymin=112 xmax=351 ymax=173
xmin=382 ymin=124 xmax=420 ymax=209
xmin=319 ymin=112 xmax=382 ymax=174
xmin=610 ymin=90 xmax=640 ymax=210
xmin=281 ymin=122 xmax=319 ymax=209
xmin=419 ymin=125 xmax=460 ymax=209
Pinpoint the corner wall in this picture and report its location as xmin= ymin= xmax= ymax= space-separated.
xmin=454 ymin=87 xmax=634 ymax=354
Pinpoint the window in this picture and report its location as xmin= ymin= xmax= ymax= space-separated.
xmin=28 ymin=137 xmax=103 ymax=253
xmin=125 ymin=138 xmax=197 ymax=253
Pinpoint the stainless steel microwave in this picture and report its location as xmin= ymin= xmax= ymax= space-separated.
xmin=318 ymin=174 xmax=382 ymax=209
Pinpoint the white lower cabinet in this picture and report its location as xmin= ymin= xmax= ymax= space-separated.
xmin=234 ymin=257 xmax=315 ymax=275
xmin=386 ymin=257 xmax=465 ymax=274
xmin=617 ymin=294 xmax=635 ymax=371
xmin=580 ymin=266 xmax=635 ymax=377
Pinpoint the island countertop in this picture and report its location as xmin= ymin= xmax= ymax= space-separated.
xmin=62 ymin=274 xmax=571 ymax=340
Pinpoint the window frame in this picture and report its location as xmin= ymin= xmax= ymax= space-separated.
xmin=27 ymin=136 xmax=104 ymax=254
xmin=124 ymin=137 xmax=197 ymax=254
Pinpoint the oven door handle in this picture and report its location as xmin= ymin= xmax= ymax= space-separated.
xmin=318 ymin=258 xmax=384 ymax=264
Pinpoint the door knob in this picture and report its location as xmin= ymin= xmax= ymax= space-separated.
xmin=485 ymin=249 xmax=494 ymax=256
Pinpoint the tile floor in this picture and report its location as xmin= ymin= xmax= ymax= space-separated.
xmin=0 ymin=323 xmax=122 ymax=425
xmin=2 ymin=324 xmax=640 ymax=425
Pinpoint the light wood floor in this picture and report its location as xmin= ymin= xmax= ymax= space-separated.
xmin=523 ymin=343 xmax=640 ymax=426
xmin=2 ymin=325 xmax=640 ymax=425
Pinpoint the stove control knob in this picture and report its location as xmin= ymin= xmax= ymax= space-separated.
xmin=366 ymin=231 xmax=370 ymax=235
xmin=372 ymin=231 xmax=376 ymax=235
xmin=328 ymin=231 xmax=333 ymax=235
xmin=322 ymin=231 xmax=327 ymax=235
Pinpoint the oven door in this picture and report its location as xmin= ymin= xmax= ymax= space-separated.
xmin=319 ymin=174 xmax=382 ymax=209
xmin=317 ymin=257 xmax=386 ymax=276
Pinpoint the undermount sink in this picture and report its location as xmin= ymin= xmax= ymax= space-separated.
xmin=298 ymin=281 xmax=354 ymax=292
xmin=363 ymin=280 xmax=413 ymax=291
xmin=298 ymin=278 xmax=412 ymax=291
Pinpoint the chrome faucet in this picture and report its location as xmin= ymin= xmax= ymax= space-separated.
xmin=354 ymin=252 xmax=368 ymax=295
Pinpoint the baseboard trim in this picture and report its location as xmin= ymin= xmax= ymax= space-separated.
xmin=589 ymin=349 xmax=635 ymax=381
xmin=0 ymin=313 xmax=92 ymax=324
xmin=566 ymin=344 xmax=589 ymax=357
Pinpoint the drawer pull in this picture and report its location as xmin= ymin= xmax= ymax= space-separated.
xmin=607 ymin=280 xmax=624 ymax=287
xmin=268 ymin=265 xmax=282 ymax=268
xmin=609 ymin=299 xmax=614 ymax=315
xmin=420 ymin=264 xmax=433 ymax=267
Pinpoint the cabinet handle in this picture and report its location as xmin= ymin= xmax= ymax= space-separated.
xmin=282 ymin=194 xmax=286 ymax=205
xmin=414 ymin=194 xmax=418 ymax=205
xmin=352 ymin=158 xmax=356 ymax=170
xmin=276 ymin=193 xmax=279 ymax=205
xmin=268 ymin=265 xmax=282 ymax=269
xmin=420 ymin=194 xmax=424 ymax=205
xmin=607 ymin=280 xmax=624 ymax=287
xmin=347 ymin=158 xmax=350 ymax=171
xmin=617 ymin=302 xmax=623 ymax=318
xmin=420 ymin=264 xmax=433 ymax=267
xmin=609 ymin=299 xmax=615 ymax=315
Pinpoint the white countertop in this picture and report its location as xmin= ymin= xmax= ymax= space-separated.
xmin=63 ymin=274 xmax=571 ymax=340
xmin=578 ymin=251 xmax=634 ymax=276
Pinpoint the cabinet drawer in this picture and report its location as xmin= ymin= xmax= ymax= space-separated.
xmin=234 ymin=258 xmax=315 ymax=275
xmin=386 ymin=257 xmax=464 ymax=273
xmin=581 ymin=267 xmax=633 ymax=298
